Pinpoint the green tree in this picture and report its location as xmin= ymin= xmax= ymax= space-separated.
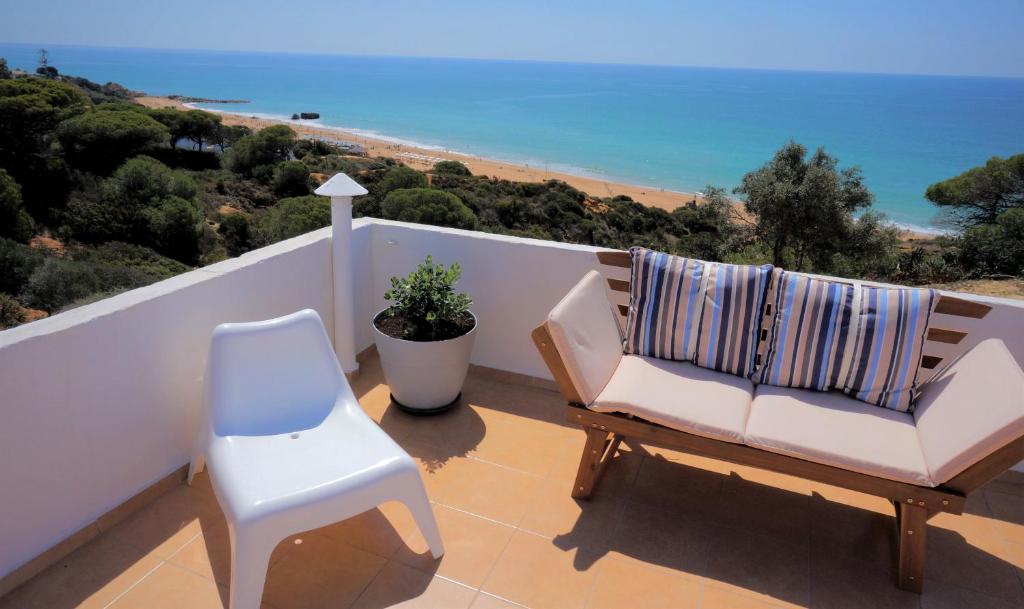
xmin=138 ymin=195 xmax=203 ymax=263
xmin=180 ymin=109 xmax=222 ymax=150
xmin=0 ymin=58 xmax=11 ymax=80
xmin=0 ymin=169 xmax=34 ymax=242
xmin=734 ymin=140 xmax=873 ymax=270
xmin=212 ymin=124 xmax=251 ymax=152
xmin=259 ymin=195 xmax=331 ymax=242
xmin=0 ymin=77 xmax=89 ymax=163
xmin=224 ymin=125 xmax=296 ymax=175
xmin=0 ymin=237 xmax=45 ymax=296
xmin=374 ymin=166 xmax=428 ymax=199
xmin=381 ymin=188 xmax=477 ymax=230
xmin=432 ymin=160 xmax=471 ymax=176
xmin=57 ymin=107 xmax=169 ymax=173
xmin=147 ymin=107 xmax=186 ymax=148
xmin=272 ymin=160 xmax=310 ymax=196
xmin=953 ymin=208 xmax=1024 ymax=277
xmin=925 ymin=154 xmax=1024 ymax=229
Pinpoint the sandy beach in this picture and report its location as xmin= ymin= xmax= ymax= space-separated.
xmin=136 ymin=96 xmax=709 ymax=212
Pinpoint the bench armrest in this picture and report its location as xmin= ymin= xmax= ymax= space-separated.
xmin=538 ymin=270 xmax=624 ymax=405
xmin=914 ymin=338 xmax=1024 ymax=486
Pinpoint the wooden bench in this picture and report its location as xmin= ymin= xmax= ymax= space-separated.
xmin=532 ymin=249 xmax=1022 ymax=593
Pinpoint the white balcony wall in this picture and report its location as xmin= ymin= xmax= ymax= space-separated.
xmin=2 ymin=216 xmax=1024 ymax=581
xmin=0 ymin=226 xmax=349 ymax=579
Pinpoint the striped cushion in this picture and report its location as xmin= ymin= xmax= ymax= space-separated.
xmin=624 ymin=248 xmax=706 ymax=362
xmin=758 ymin=272 xmax=857 ymax=391
xmin=694 ymin=261 xmax=775 ymax=377
xmin=624 ymin=247 xmax=774 ymax=378
xmin=840 ymin=285 xmax=938 ymax=412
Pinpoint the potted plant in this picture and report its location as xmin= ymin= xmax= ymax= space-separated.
xmin=373 ymin=256 xmax=476 ymax=414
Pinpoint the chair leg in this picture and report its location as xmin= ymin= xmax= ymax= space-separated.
xmin=227 ymin=528 xmax=276 ymax=609
xmin=896 ymin=502 xmax=927 ymax=593
xmin=400 ymin=481 xmax=444 ymax=559
xmin=572 ymin=427 xmax=620 ymax=499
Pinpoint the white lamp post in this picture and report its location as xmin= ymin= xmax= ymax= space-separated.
xmin=314 ymin=173 xmax=368 ymax=377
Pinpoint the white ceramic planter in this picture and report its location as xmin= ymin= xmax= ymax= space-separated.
xmin=373 ymin=310 xmax=477 ymax=413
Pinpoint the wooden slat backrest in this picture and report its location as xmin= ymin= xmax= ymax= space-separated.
xmin=593 ymin=249 xmax=993 ymax=379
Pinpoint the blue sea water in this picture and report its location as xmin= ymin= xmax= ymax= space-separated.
xmin=3 ymin=43 xmax=1023 ymax=231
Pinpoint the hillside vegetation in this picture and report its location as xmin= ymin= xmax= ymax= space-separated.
xmin=1 ymin=58 xmax=1022 ymax=329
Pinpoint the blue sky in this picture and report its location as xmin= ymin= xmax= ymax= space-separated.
xmin=1 ymin=0 xmax=1022 ymax=77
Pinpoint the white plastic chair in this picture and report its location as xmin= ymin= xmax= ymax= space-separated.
xmin=188 ymin=309 xmax=443 ymax=609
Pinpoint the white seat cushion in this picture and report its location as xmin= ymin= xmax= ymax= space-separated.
xmin=914 ymin=338 xmax=1024 ymax=484
xmin=746 ymin=385 xmax=933 ymax=486
xmin=591 ymin=354 xmax=753 ymax=443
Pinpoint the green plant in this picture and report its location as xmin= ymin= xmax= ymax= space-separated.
xmin=382 ymin=255 xmax=472 ymax=341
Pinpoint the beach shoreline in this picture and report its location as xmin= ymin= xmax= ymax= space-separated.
xmin=135 ymin=95 xmax=941 ymax=240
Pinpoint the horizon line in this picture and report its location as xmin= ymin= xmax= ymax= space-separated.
xmin=2 ymin=40 xmax=1023 ymax=81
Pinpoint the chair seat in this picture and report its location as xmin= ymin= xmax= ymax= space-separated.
xmin=208 ymin=403 xmax=416 ymax=527
xmin=745 ymin=385 xmax=933 ymax=486
xmin=591 ymin=355 xmax=754 ymax=443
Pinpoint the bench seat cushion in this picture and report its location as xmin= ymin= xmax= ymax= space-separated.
xmin=746 ymin=385 xmax=933 ymax=486
xmin=591 ymin=354 xmax=754 ymax=443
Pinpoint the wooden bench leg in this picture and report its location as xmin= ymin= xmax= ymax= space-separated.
xmin=896 ymin=502 xmax=927 ymax=593
xmin=571 ymin=427 xmax=622 ymax=499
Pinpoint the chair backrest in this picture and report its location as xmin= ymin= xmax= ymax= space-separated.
xmin=594 ymin=249 xmax=993 ymax=383
xmin=206 ymin=309 xmax=344 ymax=436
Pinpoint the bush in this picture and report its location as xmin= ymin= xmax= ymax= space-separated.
xmin=432 ymin=160 xmax=471 ymax=176
xmin=374 ymin=166 xmax=427 ymax=199
xmin=224 ymin=125 xmax=296 ymax=175
xmin=218 ymin=213 xmax=253 ymax=257
xmin=0 ymin=293 xmax=26 ymax=328
xmin=272 ymin=160 xmax=310 ymax=196
xmin=0 ymin=168 xmax=34 ymax=241
xmin=21 ymin=258 xmax=101 ymax=311
xmin=139 ymin=195 xmax=204 ymax=264
xmin=382 ymin=255 xmax=472 ymax=340
xmin=381 ymin=188 xmax=476 ymax=230
xmin=954 ymin=208 xmax=1024 ymax=277
xmin=258 ymin=195 xmax=331 ymax=243
xmin=0 ymin=238 xmax=45 ymax=296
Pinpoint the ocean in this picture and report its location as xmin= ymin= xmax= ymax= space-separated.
xmin=2 ymin=43 xmax=1022 ymax=231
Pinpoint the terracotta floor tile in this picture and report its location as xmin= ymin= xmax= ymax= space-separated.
xmin=702 ymin=524 xmax=810 ymax=608
xmin=465 ymin=416 xmax=572 ymax=477
xmin=808 ymin=483 xmax=895 ymax=516
xmin=106 ymin=562 xmax=228 ymax=609
xmin=721 ymin=464 xmax=812 ymax=496
xmin=166 ymin=521 xmax=297 ymax=587
xmin=432 ymin=458 xmax=544 ymax=526
xmin=607 ymin=500 xmax=713 ymax=576
xmin=393 ymin=504 xmax=515 ymax=589
xmin=318 ymin=502 xmax=422 ymax=559
xmin=482 ymin=530 xmax=600 ymax=609
xmin=467 ymin=593 xmax=524 ymax=609
xmin=809 ymin=555 xmax=919 ymax=609
xmin=628 ymin=456 xmax=724 ymax=519
xmin=984 ymin=474 xmax=1024 ymax=499
xmin=106 ymin=483 xmax=226 ymax=560
xmin=984 ymin=489 xmax=1024 ymax=545
xmin=712 ymin=475 xmax=811 ymax=543
xmin=586 ymin=555 xmax=701 ymax=609
xmin=261 ymin=532 xmax=388 ymax=609
xmin=920 ymin=577 xmax=1023 ymax=609
xmin=350 ymin=561 xmax=476 ymax=609
xmin=519 ymin=478 xmax=624 ymax=552
xmin=809 ymin=494 xmax=896 ymax=567
xmin=0 ymin=534 xmax=162 ymax=609
xmin=699 ymin=585 xmax=787 ymax=609
xmin=925 ymin=523 xmax=1024 ymax=604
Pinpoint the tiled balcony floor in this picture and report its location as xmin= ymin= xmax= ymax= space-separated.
xmin=5 ymin=352 xmax=1024 ymax=609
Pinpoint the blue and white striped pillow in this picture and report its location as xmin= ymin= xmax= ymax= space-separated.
xmin=624 ymin=247 xmax=774 ymax=378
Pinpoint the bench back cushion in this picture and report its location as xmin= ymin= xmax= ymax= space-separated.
xmin=840 ymin=285 xmax=938 ymax=412
xmin=757 ymin=272 xmax=858 ymax=392
xmin=758 ymin=274 xmax=938 ymax=411
xmin=624 ymin=247 xmax=773 ymax=378
xmin=694 ymin=259 xmax=776 ymax=377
